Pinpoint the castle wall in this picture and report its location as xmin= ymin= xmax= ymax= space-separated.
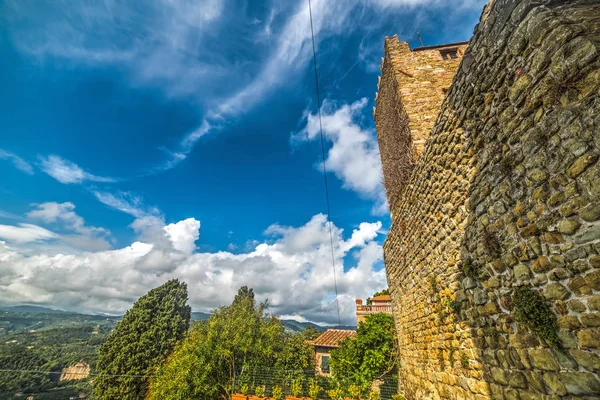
xmin=377 ymin=0 xmax=600 ymax=398
xmin=375 ymin=38 xmax=467 ymax=210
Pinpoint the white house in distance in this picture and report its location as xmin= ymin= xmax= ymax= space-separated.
xmin=355 ymin=294 xmax=392 ymax=323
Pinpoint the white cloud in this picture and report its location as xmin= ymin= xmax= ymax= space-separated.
xmin=26 ymin=202 xmax=112 ymax=252
xmin=0 ymin=149 xmax=34 ymax=175
xmin=296 ymin=98 xmax=387 ymax=214
xmin=40 ymin=155 xmax=115 ymax=184
xmin=92 ymin=191 xmax=160 ymax=218
xmin=164 ymin=218 xmax=200 ymax=255
xmin=0 ymin=214 xmax=386 ymax=324
xmin=0 ymin=223 xmax=58 ymax=243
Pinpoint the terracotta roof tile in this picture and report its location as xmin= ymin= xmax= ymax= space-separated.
xmin=370 ymin=295 xmax=391 ymax=301
xmin=310 ymin=329 xmax=356 ymax=348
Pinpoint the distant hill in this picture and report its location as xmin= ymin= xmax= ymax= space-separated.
xmin=0 ymin=305 xmax=69 ymax=314
xmin=0 ymin=305 xmax=351 ymax=335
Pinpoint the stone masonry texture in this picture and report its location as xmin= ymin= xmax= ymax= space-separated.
xmin=375 ymin=0 xmax=600 ymax=399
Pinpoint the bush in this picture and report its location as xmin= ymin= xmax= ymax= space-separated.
xmin=272 ymin=385 xmax=283 ymax=400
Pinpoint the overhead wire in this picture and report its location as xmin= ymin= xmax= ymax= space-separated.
xmin=307 ymin=0 xmax=341 ymax=327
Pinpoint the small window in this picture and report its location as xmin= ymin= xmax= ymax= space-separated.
xmin=440 ymin=48 xmax=459 ymax=60
xmin=320 ymin=355 xmax=330 ymax=373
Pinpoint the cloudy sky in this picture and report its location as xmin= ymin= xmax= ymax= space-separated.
xmin=0 ymin=0 xmax=486 ymax=324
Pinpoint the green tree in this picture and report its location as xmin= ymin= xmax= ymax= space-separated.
xmin=147 ymin=286 xmax=314 ymax=400
xmin=92 ymin=279 xmax=191 ymax=400
xmin=330 ymin=313 xmax=397 ymax=392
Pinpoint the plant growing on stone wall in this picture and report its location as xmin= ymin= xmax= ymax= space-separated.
xmin=438 ymin=349 xmax=445 ymax=370
xmin=460 ymin=257 xmax=481 ymax=280
xmin=391 ymin=395 xmax=405 ymax=400
xmin=482 ymin=229 xmax=501 ymax=259
xmin=449 ymin=345 xmax=456 ymax=367
xmin=460 ymin=353 xmax=470 ymax=369
xmin=512 ymin=286 xmax=560 ymax=348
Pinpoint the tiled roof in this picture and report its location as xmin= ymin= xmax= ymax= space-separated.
xmin=310 ymin=329 xmax=356 ymax=348
xmin=370 ymin=295 xmax=391 ymax=301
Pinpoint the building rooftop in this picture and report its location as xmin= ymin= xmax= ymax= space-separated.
xmin=310 ymin=329 xmax=356 ymax=348
xmin=370 ymin=294 xmax=391 ymax=302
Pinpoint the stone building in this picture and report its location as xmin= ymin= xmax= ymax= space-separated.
xmin=374 ymin=0 xmax=600 ymax=398
xmin=310 ymin=329 xmax=356 ymax=376
xmin=356 ymin=294 xmax=393 ymax=323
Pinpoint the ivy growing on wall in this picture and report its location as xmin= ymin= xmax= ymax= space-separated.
xmin=512 ymin=286 xmax=560 ymax=348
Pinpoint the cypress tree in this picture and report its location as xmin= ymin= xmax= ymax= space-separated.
xmin=93 ymin=279 xmax=191 ymax=400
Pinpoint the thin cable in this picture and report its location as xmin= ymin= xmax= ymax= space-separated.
xmin=308 ymin=0 xmax=341 ymax=327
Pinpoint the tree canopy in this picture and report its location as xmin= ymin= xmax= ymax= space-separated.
xmin=147 ymin=286 xmax=314 ymax=400
xmin=329 ymin=313 xmax=397 ymax=393
xmin=93 ymin=279 xmax=191 ymax=400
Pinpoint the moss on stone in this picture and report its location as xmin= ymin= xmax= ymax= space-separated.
xmin=460 ymin=353 xmax=470 ymax=369
xmin=513 ymin=286 xmax=561 ymax=348
xmin=461 ymin=257 xmax=482 ymax=280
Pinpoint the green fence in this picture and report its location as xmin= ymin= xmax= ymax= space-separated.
xmin=232 ymin=366 xmax=399 ymax=400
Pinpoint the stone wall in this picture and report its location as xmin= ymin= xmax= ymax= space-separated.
xmin=375 ymin=38 xmax=467 ymax=210
xmin=376 ymin=0 xmax=600 ymax=398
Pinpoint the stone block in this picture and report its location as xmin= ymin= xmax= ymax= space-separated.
xmin=528 ymin=349 xmax=559 ymax=371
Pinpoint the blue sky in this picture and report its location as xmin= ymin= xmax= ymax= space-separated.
xmin=0 ymin=0 xmax=486 ymax=324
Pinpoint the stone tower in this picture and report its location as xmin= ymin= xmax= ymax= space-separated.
xmin=374 ymin=37 xmax=468 ymax=211
xmin=375 ymin=0 xmax=600 ymax=398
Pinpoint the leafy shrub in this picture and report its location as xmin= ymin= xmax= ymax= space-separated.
xmin=327 ymin=386 xmax=345 ymax=400
xmin=308 ymin=379 xmax=321 ymax=399
xmin=241 ymin=384 xmax=249 ymax=395
xmin=272 ymin=385 xmax=283 ymax=400
xmin=348 ymin=384 xmax=360 ymax=398
xmin=369 ymin=391 xmax=380 ymax=400
xmin=255 ymin=385 xmax=265 ymax=397
xmin=292 ymin=377 xmax=303 ymax=397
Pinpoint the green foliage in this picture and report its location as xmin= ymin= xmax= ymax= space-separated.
xmin=460 ymin=353 xmax=470 ymax=369
xmin=255 ymin=385 xmax=265 ymax=397
xmin=272 ymin=385 xmax=283 ymax=400
xmin=369 ymin=390 xmax=381 ymax=400
xmin=512 ymin=286 xmax=560 ymax=348
xmin=308 ymin=378 xmax=321 ymax=399
xmin=330 ymin=313 xmax=397 ymax=393
xmin=392 ymin=394 xmax=405 ymax=400
xmin=291 ymin=377 xmax=303 ymax=397
xmin=93 ymin=279 xmax=191 ymax=400
xmin=460 ymin=257 xmax=481 ymax=280
xmin=0 ymin=325 xmax=109 ymax=396
xmin=147 ymin=286 xmax=314 ymax=400
xmin=240 ymin=384 xmax=249 ymax=395
xmin=438 ymin=349 xmax=444 ymax=370
xmin=327 ymin=385 xmax=345 ymax=400
xmin=348 ymin=384 xmax=360 ymax=398
xmin=449 ymin=345 xmax=456 ymax=367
